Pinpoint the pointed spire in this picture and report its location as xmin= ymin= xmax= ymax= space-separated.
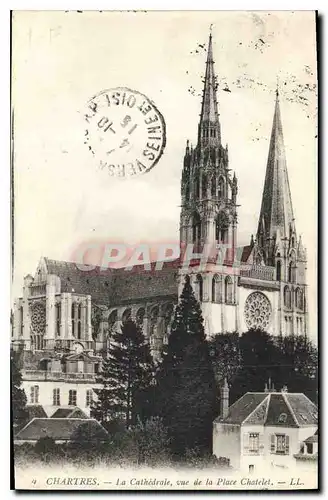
xmin=198 ymin=32 xmax=221 ymax=146
xmin=256 ymin=91 xmax=295 ymax=245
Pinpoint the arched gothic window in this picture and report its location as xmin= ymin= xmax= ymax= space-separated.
xmin=196 ymin=275 xmax=203 ymax=302
xmin=77 ymin=304 xmax=82 ymax=339
xmin=108 ymin=309 xmax=118 ymax=332
xmin=55 ymin=303 xmax=61 ymax=336
xmin=195 ymin=175 xmax=200 ymax=199
xmin=284 ymin=286 xmax=291 ymax=308
xmin=185 ymin=181 xmax=190 ymax=201
xmin=211 ymin=276 xmax=216 ymax=303
xmin=212 ymin=275 xmax=222 ymax=303
xmin=77 ymin=322 xmax=82 ymax=339
xmin=296 ymin=289 xmax=304 ymax=310
xmin=192 ymin=212 xmax=202 ymax=244
xmin=288 ymin=251 xmax=297 ymax=283
xmin=163 ymin=303 xmax=174 ymax=334
xmin=136 ymin=308 xmax=145 ymax=329
xmin=276 ymin=260 xmax=281 ymax=281
xmin=225 ymin=276 xmax=233 ymax=304
xmin=215 ymin=212 xmax=229 ymax=244
xmin=288 ymin=262 xmax=297 ymax=283
xmin=211 ymin=176 xmax=216 ymax=197
xmin=218 ymin=177 xmax=225 ymax=199
xmin=294 ymin=288 xmax=299 ymax=309
xmin=122 ymin=308 xmax=132 ymax=325
xmin=71 ymin=303 xmax=75 ymax=337
xmin=202 ymin=174 xmax=207 ymax=199
xmin=19 ymin=306 xmax=23 ymax=336
xmin=149 ymin=306 xmax=159 ymax=337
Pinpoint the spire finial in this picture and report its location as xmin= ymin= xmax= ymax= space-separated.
xmin=256 ymin=73 xmax=294 ymax=249
xmin=210 ymin=23 xmax=213 ymax=35
xmin=198 ymin=30 xmax=221 ymax=145
xmin=276 ymin=75 xmax=280 ymax=98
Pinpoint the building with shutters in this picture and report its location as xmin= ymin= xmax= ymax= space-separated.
xmin=11 ymin=32 xmax=309 ymax=418
xmin=213 ymin=383 xmax=318 ymax=473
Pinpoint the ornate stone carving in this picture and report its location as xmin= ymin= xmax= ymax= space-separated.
xmin=30 ymin=301 xmax=46 ymax=334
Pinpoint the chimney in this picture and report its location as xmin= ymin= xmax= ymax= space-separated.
xmin=264 ymin=378 xmax=277 ymax=393
xmin=220 ymin=378 xmax=229 ymax=419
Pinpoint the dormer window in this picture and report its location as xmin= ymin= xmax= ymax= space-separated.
xmin=278 ymin=413 xmax=287 ymax=424
xmin=306 ymin=442 xmax=314 ymax=454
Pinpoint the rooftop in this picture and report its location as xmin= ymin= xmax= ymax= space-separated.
xmin=16 ymin=418 xmax=108 ymax=442
xmin=32 ymin=257 xmax=179 ymax=306
xmin=50 ymin=407 xmax=88 ymax=419
xmin=214 ymin=392 xmax=318 ymax=427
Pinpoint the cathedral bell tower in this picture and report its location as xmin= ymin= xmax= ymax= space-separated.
xmin=179 ymin=33 xmax=239 ymax=335
xmin=254 ymin=89 xmax=308 ymax=336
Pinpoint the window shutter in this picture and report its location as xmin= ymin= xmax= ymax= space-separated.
xmin=259 ymin=433 xmax=264 ymax=451
xmin=243 ymin=433 xmax=249 ymax=454
xmin=270 ymin=434 xmax=275 ymax=453
xmin=285 ymin=435 xmax=290 ymax=455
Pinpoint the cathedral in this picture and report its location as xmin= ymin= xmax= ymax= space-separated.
xmin=11 ymin=34 xmax=308 ymax=416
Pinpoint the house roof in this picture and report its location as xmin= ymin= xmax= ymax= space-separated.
xmin=304 ymin=434 xmax=318 ymax=444
xmin=16 ymin=418 xmax=108 ymax=441
xmin=51 ymin=407 xmax=88 ymax=419
xmin=44 ymin=258 xmax=114 ymax=305
xmin=214 ymin=392 xmax=318 ymax=428
xmin=110 ymin=260 xmax=179 ymax=304
xmin=42 ymin=257 xmax=178 ymax=306
xmin=220 ymin=393 xmax=268 ymax=425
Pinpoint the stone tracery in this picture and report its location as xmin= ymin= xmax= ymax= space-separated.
xmin=244 ymin=292 xmax=272 ymax=330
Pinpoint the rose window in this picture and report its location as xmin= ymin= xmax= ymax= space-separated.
xmin=30 ymin=302 xmax=46 ymax=334
xmin=244 ymin=292 xmax=271 ymax=330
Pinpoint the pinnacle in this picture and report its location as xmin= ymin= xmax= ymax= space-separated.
xmin=257 ymin=92 xmax=295 ymax=243
xmin=198 ymin=32 xmax=221 ymax=146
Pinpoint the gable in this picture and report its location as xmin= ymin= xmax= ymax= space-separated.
xmin=265 ymin=393 xmax=298 ymax=427
xmin=222 ymin=393 xmax=268 ymax=424
xmin=51 ymin=407 xmax=88 ymax=419
xmin=243 ymin=396 xmax=269 ymax=425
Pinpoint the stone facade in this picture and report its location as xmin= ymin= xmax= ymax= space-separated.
xmin=11 ymin=33 xmax=309 ymax=417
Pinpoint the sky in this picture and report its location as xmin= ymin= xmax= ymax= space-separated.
xmin=12 ymin=11 xmax=317 ymax=337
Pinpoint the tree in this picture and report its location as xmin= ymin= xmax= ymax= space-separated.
xmin=35 ymin=436 xmax=57 ymax=462
xmin=91 ymin=319 xmax=154 ymax=428
xmin=158 ymin=275 xmax=217 ymax=459
xmin=208 ymin=331 xmax=240 ymax=386
xmin=70 ymin=421 xmax=109 ymax=451
xmin=127 ymin=417 xmax=171 ymax=466
xmin=91 ymin=305 xmax=103 ymax=341
xmin=274 ymin=334 xmax=318 ymax=403
xmin=209 ymin=330 xmax=318 ymax=406
xmin=11 ymin=350 xmax=28 ymax=431
xmin=230 ymin=329 xmax=279 ymax=402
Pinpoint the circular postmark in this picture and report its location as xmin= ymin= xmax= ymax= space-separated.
xmin=84 ymin=87 xmax=166 ymax=178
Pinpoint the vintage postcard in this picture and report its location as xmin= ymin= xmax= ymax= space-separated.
xmin=11 ymin=10 xmax=318 ymax=491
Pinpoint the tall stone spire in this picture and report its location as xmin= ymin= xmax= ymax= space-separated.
xmin=257 ymin=89 xmax=295 ymax=244
xmin=198 ymin=32 xmax=221 ymax=147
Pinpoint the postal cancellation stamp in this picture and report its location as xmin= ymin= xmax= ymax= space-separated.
xmin=84 ymin=87 xmax=166 ymax=178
